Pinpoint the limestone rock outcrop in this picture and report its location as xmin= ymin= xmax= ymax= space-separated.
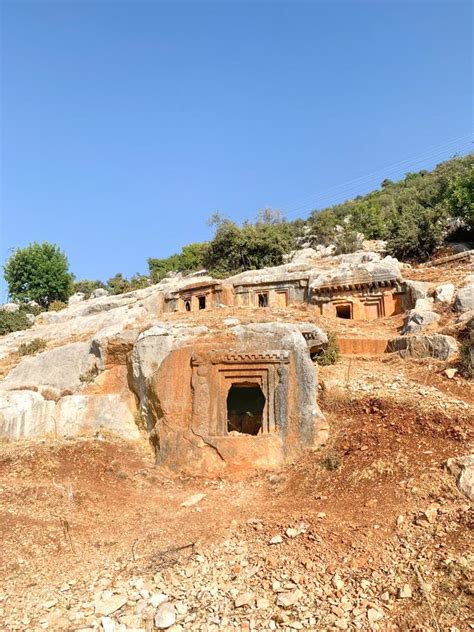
xmin=0 ymin=390 xmax=56 ymax=439
xmin=446 ymin=455 xmax=474 ymax=501
xmin=454 ymin=284 xmax=474 ymax=313
xmin=1 ymin=341 xmax=97 ymax=392
xmin=402 ymin=309 xmax=440 ymax=334
xmin=387 ymin=334 xmax=458 ymax=360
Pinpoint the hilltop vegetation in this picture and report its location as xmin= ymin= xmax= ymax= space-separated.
xmin=3 ymin=155 xmax=473 ymax=306
xmin=148 ymin=153 xmax=472 ymax=280
xmin=307 ymin=153 xmax=473 ymax=260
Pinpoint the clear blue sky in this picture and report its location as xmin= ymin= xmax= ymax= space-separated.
xmin=1 ymin=0 xmax=472 ymax=297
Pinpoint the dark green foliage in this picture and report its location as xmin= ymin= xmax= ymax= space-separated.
xmin=446 ymin=169 xmax=474 ymax=231
xmin=0 ymin=310 xmax=32 ymax=336
xmin=4 ymin=242 xmax=74 ymax=307
xmin=74 ymin=279 xmax=106 ymax=299
xmin=148 ymin=242 xmax=209 ymax=283
xmin=313 ymin=332 xmax=341 ymax=366
xmin=307 ymin=154 xmax=473 ymax=261
xmin=204 ymin=210 xmax=301 ymax=277
xmin=106 ymin=273 xmax=150 ymax=295
xmin=18 ymin=338 xmax=47 ymax=356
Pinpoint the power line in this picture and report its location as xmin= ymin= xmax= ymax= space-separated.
xmin=276 ymin=135 xmax=472 ymax=220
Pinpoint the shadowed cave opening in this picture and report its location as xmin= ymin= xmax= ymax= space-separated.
xmin=336 ymin=304 xmax=352 ymax=319
xmin=227 ymin=383 xmax=265 ymax=435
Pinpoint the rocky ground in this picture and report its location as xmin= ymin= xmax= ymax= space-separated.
xmin=0 ymin=253 xmax=472 ymax=631
xmin=0 ymin=358 xmax=472 ymax=631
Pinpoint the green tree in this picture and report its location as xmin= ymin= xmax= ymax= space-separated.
xmin=3 ymin=242 xmax=73 ymax=307
xmin=447 ymin=170 xmax=474 ymax=231
xmin=148 ymin=242 xmax=209 ymax=283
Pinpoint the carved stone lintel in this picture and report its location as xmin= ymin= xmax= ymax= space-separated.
xmin=191 ymin=351 xmax=290 ymax=366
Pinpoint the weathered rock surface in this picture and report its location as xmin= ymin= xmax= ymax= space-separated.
xmin=2 ymin=341 xmax=97 ymax=391
xmin=446 ymin=455 xmax=474 ymax=501
xmin=405 ymin=280 xmax=431 ymax=301
xmin=387 ymin=334 xmax=458 ymax=360
xmin=56 ymin=394 xmax=140 ymax=439
xmin=434 ymin=283 xmax=455 ymax=303
xmin=68 ymin=292 xmax=85 ymax=305
xmin=0 ymin=390 xmax=55 ymax=438
xmin=454 ymin=284 xmax=474 ymax=313
xmin=0 ymin=302 xmax=20 ymax=312
xmin=402 ymin=309 xmax=440 ymax=334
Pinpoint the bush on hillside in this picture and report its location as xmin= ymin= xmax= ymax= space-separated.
xmin=307 ymin=154 xmax=473 ymax=261
xmin=204 ymin=210 xmax=301 ymax=277
xmin=148 ymin=242 xmax=209 ymax=283
xmin=3 ymin=242 xmax=74 ymax=307
xmin=48 ymin=300 xmax=68 ymax=312
xmin=18 ymin=338 xmax=47 ymax=356
xmin=74 ymin=279 xmax=107 ymax=299
xmin=106 ymin=273 xmax=150 ymax=295
xmin=0 ymin=310 xmax=32 ymax=336
xmin=312 ymin=332 xmax=341 ymax=366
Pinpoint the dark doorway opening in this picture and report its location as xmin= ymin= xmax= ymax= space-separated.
xmin=336 ymin=304 xmax=352 ymax=319
xmin=198 ymin=295 xmax=206 ymax=310
xmin=227 ymin=383 xmax=265 ymax=435
xmin=184 ymin=299 xmax=191 ymax=312
xmin=258 ymin=292 xmax=269 ymax=308
xmin=310 ymin=345 xmax=323 ymax=361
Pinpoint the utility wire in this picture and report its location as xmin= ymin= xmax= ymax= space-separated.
xmin=275 ymin=135 xmax=472 ymax=220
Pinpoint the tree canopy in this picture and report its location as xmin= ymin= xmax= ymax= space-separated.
xmin=4 ymin=242 xmax=74 ymax=307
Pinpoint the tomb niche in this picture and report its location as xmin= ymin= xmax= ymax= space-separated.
xmin=145 ymin=324 xmax=328 ymax=475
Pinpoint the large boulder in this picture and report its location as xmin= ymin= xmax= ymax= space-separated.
xmin=434 ymin=283 xmax=455 ymax=304
xmin=0 ymin=390 xmax=55 ymax=439
xmin=56 ymin=394 xmax=140 ymax=439
xmin=1 ymin=341 xmax=97 ymax=392
xmin=454 ymin=284 xmax=474 ymax=313
xmin=0 ymin=303 xmax=19 ymax=313
xmin=402 ymin=309 xmax=440 ymax=334
xmin=446 ymin=455 xmax=474 ymax=501
xmin=68 ymin=292 xmax=85 ymax=305
xmin=387 ymin=334 xmax=458 ymax=360
xmin=91 ymin=288 xmax=109 ymax=299
xmin=405 ymin=280 xmax=431 ymax=302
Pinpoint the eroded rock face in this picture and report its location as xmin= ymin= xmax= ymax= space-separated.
xmin=56 ymin=394 xmax=139 ymax=439
xmin=434 ymin=283 xmax=455 ymax=304
xmin=1 ymin=342 xmax=97 ymax=392
xmin=142 ymin=323 xmax=328 ymax=475
xmin=0 ymin=390 xmax=55 ymax=439
xmin=402 ymin=309 xmax=440 ymax=334
xmin=387 ymin=334 xmax=458 ymax=360
xmin=454 ymin=284 xmax=474 ymax=313
xmin=446 ymin=455 xmax=474 ymax=501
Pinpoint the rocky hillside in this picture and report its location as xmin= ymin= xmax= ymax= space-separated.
xmin=0 ymin=246 xmax=472 ymax=631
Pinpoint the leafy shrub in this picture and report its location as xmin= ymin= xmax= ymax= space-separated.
xmin=307 ymin=154 xmax=473 ymax=262
xmin=106 ymin=273 xmax=150 ymax=295
xmin=18 ymin=338 xmax=47 ymax=356
xmin=74 ymin=279 xmax=106 ymax=299
xmin=204 ymin=210 xmax=301 ymax=277
xmin=148 ymin=242 xmax=209 ymax=283
xmin=48 ymin=300 xmax=68 ymax=312
xmin=3 ymin=241 xmax=74 ymax=307
xmin=0 ymin=310 xmax=32 ymax=335
xmin=313 ymin=332 xmax=341 ymax=366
